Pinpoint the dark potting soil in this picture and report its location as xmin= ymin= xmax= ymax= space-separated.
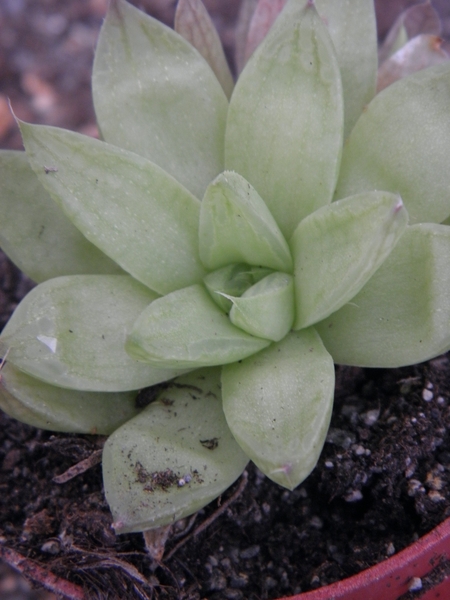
xmin=2 ymin=1 xmax=450 ymax=598
xmin=1 ymin=252 xmax=450 ymax=600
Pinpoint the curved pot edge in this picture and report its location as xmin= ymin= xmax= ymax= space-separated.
xmin=276 ymin=516 xmax=450 ymax=600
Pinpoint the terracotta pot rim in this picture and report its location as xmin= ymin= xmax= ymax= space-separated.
xmin=2 ymin=516 xmax=450 ymax=600
xmin=276 ymin=515 xmax=450 ymax=600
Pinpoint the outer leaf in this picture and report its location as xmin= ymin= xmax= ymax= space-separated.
xmin=316 ymin=224 xmax=450 ymax=367
xmin=126 ymin=284 xmax=270 ymax=368
xmin=222 ymin=329 xmax=335 ymax=490
xmin=227 ymin=272 xmax=294 ymax=342
xmin=315 ymin=0 xmax=377 ymax=138
xmin=225 ymin=0 xmax=343 ymax=239
xmin=335 ymin=64 xmax=450 ymax=225
xmin=103 ymin=368 xmax=249 ymax=532
xmin=291 ymin=191 xmax=408 ymax=329
xmin=0 ymin=275 xmax=185 ymax=391
xmin=0 ymin=150 xmax=123 ymax=282
xmin=93 ymin=0 xmax=227 ymax=200
xmin=20 ymin=122 xmax=205 ymax=295
xmin=199 ymin=172 xmax=293 ymax=272
xmin=174 ymin=0 xmax=234 ymax=99
xmin=0 ymin=362 xmax=140 ymax=434
xmin=377 ymin=35 xmax=449 ymax=93
xmin=243 ymin=0 xmax=377 ymax=138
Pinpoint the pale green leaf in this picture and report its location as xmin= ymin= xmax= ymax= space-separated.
xmin=335 ymin=64 xmax=450 ymax=225
xmin=242 ymin=0 xmax=376 ymax=138
xmin=227 ymin=272 xmax=294 ymax=342
xmin=103 ymin=368 xmax=249 ymax=532
xmin=126 ymin=284 xmax=270 ymax=369
xmin=225 ymin=0 xmax=343 ymax=238
xmin=291 ymin=191 xmax=408 ymax=329
xmin=315 ymin=0 xmax=377 ymax=138
xmin=199 ymin=172 xmax=293 ymax=272
xmin=222 ymin=329 xmax=335 ymax=490
xmin=0 ymin=150 xmax=123 ymax=282
xmin=93 ymin=0 xmax=227 ymax=200
xmin=175 ymin=0 xmax=234 ymax=99
xmin=0 ymin=275 xmax=185 ymax=391
xmin=203 ymin=263 xmax=273 ymax=312
xmin=316 ymin=224 xmax=450 ymax=367
xmin=0 ymin=362 xmax=140 ymax=434
xmin=20 ymin=122 xmax=205 ymax=295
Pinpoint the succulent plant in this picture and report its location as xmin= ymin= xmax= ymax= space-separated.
xmin=1 ymin=0 xmax=450 ymax=535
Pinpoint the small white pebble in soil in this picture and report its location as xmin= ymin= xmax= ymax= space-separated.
xmin=386 ymin=542 xmax=395 ymax=556
xmin=262 ymin=502 xmax=270 ymax=515
xmin=344 ymin=489 xmax=363 ymax=502
xmin=428 ymin=490 xmax=445 ymax=503
xmin=325 ymin=460 xmax=334 ymax=469
xmin=362 ymin=409 xmax=380 ymax=426
xmin=437 ymin=396 xmax=445 ymax=405
xmin=409 ymin=577 xmax=422 ymax=592
xmin=408 ymin=479 xmax=425 ymax=496
xmin=207 ymin=555 xmax=219 ymax=567
xmin=411 ymin=417 xmax=417 ymax=424
xmin=426 ymin=381 xmax=434 ymax=390
xmin=354 ymin=445 xmax=365 ymax=456
xmin=41 ymin=540 xmax=60 ymax=555
xmin=309 ymin=516 xmax=323 ymax=530
xmin=422 ymin=389 xmax=433 ymax=402
xmin=297 ymin=486 xmax=308 ymax=498
xmin=240 ymin=545 xmax=260 ymax=559
xmin=405 ymin=466 xmax=415 ymax=478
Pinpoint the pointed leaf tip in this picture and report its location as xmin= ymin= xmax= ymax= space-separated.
xmin=93 ymin=0 xmax=227 ymax=199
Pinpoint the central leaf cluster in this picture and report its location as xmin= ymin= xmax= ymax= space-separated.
xmin=125 ymin=172 xmax=407 ymax=371
xmin=199 ymin=171 xmax=295 ymax=343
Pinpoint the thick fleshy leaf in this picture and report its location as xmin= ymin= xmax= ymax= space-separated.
xmin=103 ymin=368 xmax=249 ymax=532
xmin=92 ymin=0 xmax=227 ymax=199
xmin=291 ymin=191 xmax=408 ymax=329
xmin=0 ymin=150 xmax=123 ymax=282
xmin=377 ymin=35 xmax=449 ymax=93
xmin=126 ymin=284 xmax=270 ymax=368
xmin=174 ymin=0 xmax=234 ymax=99
xmin=335 ymin=64 xmax=450 ymax=225
xmin=243 ymin=0 xmax=377 ymax=138
xmin=0 ymin=362 xmax=139 ymax=434
xmin=203 ymin=263 xmax=272 ymax=312
xmin=315 ymin=0 xmax=377 ymax=138
xmin=199 ymin=172 xmax=293 ymax=272
xmin=316 ymin=224 xmax=450 ymax=367
xmin=222 ymin=329 xmax=335 ymax=490
xmin=20 ymin=122 xmax=205 ymax=295
xmin=227 ymin=272 xmax=294 ymax=342
xmin=0 ymin=275 xmax=185 ymax=391
xmin=225 ymin=0 xmax=343 ymax=239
